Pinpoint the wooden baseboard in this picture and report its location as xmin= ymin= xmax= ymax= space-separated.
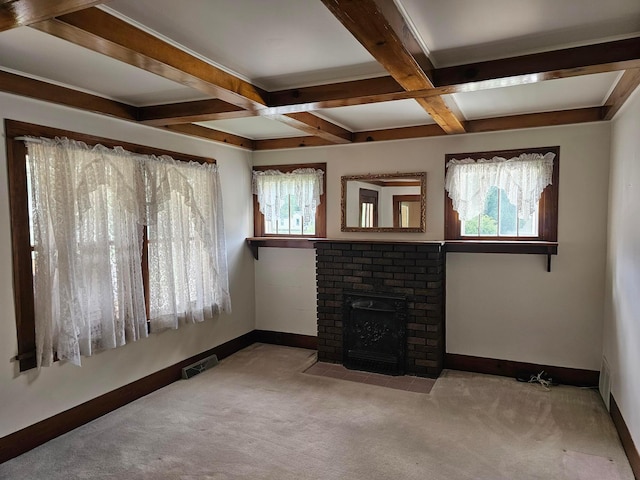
xmin=445 ymin=353 xmax=599 ymax=387
xmin=0 ymin=330 xmax=256 ymax=464
xmin=254 ymin=330 xmax=318 ymax=350
xmin=611 ymin=394 xmax=640 ymax=480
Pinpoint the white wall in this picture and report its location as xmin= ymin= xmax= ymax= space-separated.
xmin=0 ymin=93 xmax=255 ymax=437
xmin=253 ymin=122 xmax=611 ymax=371
xmin=604 ymin=86 xmax=640 ymax=447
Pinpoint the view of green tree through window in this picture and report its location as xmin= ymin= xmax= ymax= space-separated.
xmin=266 ymin=194 xmax=316 ymax=235
xmin=461 ymin=187 xmax=538 ymax=237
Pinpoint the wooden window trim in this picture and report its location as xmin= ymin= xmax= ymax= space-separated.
xmin=444 ymin=146 xmax=559 ymax=242
xmin=5 ymin=119 xmax=216 ymax=372
xmin=252 ymin=163 xmax=327 ymax=238
xmin=358 ymin=188 xmax=378 ymax=228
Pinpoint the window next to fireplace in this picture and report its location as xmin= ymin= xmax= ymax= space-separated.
xmin=343 ymin=292 xmax=407 ymax=375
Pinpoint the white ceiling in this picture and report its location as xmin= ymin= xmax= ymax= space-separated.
xmin=198 ymin=117 xmax=310 ymax=140
xmin=0 ymin=26 xmax=209 ymax=106
xmin=399 ymin=0 xmax=640 ymax=66
xmin=0 ymin=0 xmax=639 ymax=142
xmin=106 ymin=0 xmax=387 ymax=90
xmin=453 ymin=72 xmax=623 ymax=120
xmin=317 ymin=99 xmax=436 ymax=132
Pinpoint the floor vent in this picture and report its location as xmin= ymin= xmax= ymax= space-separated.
xmin=599 ymin=356 xmax=611 ymax=410
xmin=182 ymin=354 xmax=219 ymax=380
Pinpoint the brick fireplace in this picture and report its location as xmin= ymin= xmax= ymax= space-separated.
xmin=315 ymin=240 xmax=445 ymax=377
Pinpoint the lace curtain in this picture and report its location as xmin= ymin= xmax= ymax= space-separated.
xmin=26 ymin=137 xmax=230 ymax=367
xmin=145 ymin=158 xmax=231 ymax=332
xmin=252 ymin=168 xmax=324 ymax=223
xmin=445 ymin=152 xmax=555 ymax=221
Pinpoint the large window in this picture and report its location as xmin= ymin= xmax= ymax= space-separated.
xmin=7 ymin=120 xmax=231 ymax=371
xmin=252 ymin=163 xmax=326 ymax=237
xmin=444 ymin=146 xmax=559 ymax=241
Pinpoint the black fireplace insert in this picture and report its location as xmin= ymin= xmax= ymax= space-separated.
xmin=343 ymin=292 xmax=407 ymax=375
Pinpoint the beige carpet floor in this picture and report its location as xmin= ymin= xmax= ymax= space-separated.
xmin=0 ymin=343 xmax=633 ymax=480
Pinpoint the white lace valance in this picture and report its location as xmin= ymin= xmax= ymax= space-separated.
xmin=252 ymin=168 xmax=324 ymax=223
xmin=445 ymin=152 xmax=555 ymax=221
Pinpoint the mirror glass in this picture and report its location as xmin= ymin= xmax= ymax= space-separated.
xmin=341 ymin=172 xmax=426 ymax=232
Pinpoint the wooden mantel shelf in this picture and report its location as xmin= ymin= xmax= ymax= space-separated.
xmin=246 ymin=237 xmax=558 ymax=270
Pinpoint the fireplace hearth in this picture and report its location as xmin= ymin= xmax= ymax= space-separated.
xmin=343 ymin=292 xmax=407 ymax=375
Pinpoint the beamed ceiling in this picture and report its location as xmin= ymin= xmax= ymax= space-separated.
xmin=1 ymin=0 xmax=639 ymax=150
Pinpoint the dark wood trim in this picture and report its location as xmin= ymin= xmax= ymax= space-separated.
xmin=0 ymin=0 xmax=103 ymax=32
xmin=252 ymin=163 xmax=327 ymax=238
xmin=268 ymin=112 xmax=352 ymax=144
xmin=268 ymin=76 xmax=407 ymax=111
xmin=445 ymin=241 xmax=557 ymax=255
xmin=253 ymin=136 xmax=339 ymax=150
xmin=254 ymin=330 xmax=318 ymax=350
xmin=466 ymin=108 xmax=602 ymax=133
xmin=434 ymin=37 xmax=640 ymax=89
xmin=163 ymin=124 xmax=254 ymax=151
xmin=245 ymin=237 xmax=317 ymax=260
xmin=445 ymin=353 xmax=599 ymax=387
xmin=320 ymin=0 xmax=465 ymax=134
xmin=266 ymin=38 xmax=640 ymax=114
xmin=393 ymin=194 xmax=421 ymax=228
xmin=610 ymin=394 xmax=640 ymax=480
xmin=602 ymin=69 xmax=640 ymax=121
xmin=5 ymin=133 xmax=36 ymax=371
xmin=254 ymin=108 xmax=600 ymax=150
xmin=0 ymin=331 xmax=257 ymax=464
xmin=0 ymin=70 xmax=137 ymax=121
xmin=138 ymin=99 xmax=251 ymax=126
xmin=444 ymin=146 xmax=560 ymax=242
xmin=5 ymin=120 xmax=218 ymax=164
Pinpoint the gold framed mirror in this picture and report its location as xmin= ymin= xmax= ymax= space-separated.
xmin=341 ymin=172 xmax=427 ymax=232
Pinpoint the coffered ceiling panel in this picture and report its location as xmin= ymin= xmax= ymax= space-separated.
xmin=397 ymin=0 xmax=640 ymax=66
xmin=453 ymin=72 xmax=622 ymax=120
xmin=0 ymin=26 xmax=208 ymax=106
xmin=317 ymin=99 xmax=436 ymax=132
xmin=106 ymin=0 xmax=386 ymax=90
xmin=197 ymin=117 xmax=311 ymax=140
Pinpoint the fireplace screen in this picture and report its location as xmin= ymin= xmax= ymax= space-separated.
xmin=343 ymin=292 xmax=407 ymax=375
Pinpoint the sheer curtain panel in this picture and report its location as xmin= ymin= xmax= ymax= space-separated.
xmin=145 ymin=158 xmax=231 ymax=332
xmin=25 ymin=137 xmax=230 ymax=367
xmin=252 ymin=168 xmax=324 ymax=225
xmin=27 ymin=138 xmax=147 ymax=367
xmin=445 ymin=152 xmax=555 ymax=221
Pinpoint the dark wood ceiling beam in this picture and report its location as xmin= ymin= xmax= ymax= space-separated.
xmin=0 ymin=69 xmax=137 ymax=120
xmin=0 ymin=70 xmax=254 ymax=149
xmin=602 ymin=69 xmax=640 ymax=120
xmin=32 ymin=7 xmax=269 ymax=110
xmin=0 ymin=0 xmax=103 ymax=31
xmin=266 ymin=37 xmax=640 ymax=114
xmin=321 ymin=0 xmax=465 ymax=134
xmin=268 ymin=112 xmax=352 ymax=144
xmin=464 ymin=107 xmax=602 ymax=133
xmin=32 ymin=7 xmax=352 ymax=143
xmin=138 ymin=99 xmax=253 ymax=126
xmin=434 ymin=37 xmax=640 ymax=89
xmin=254 ymin=107 xmax=602 ymax=150
xmin=162 ymin=124 xmax=255 ymax=150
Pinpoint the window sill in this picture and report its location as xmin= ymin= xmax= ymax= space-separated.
xmin=246 ymin=237 xmax=319 ymax=259
xmin=246 ymin=237 xmax=558 ymax=271
xmin=444 ymin=240 xmax=557 ymax=255
xmin=444 ymin=240 xmax=558 ymax=271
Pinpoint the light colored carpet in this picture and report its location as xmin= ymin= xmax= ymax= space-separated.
xmin=0 ymin=343 xmax=633 ymax=480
